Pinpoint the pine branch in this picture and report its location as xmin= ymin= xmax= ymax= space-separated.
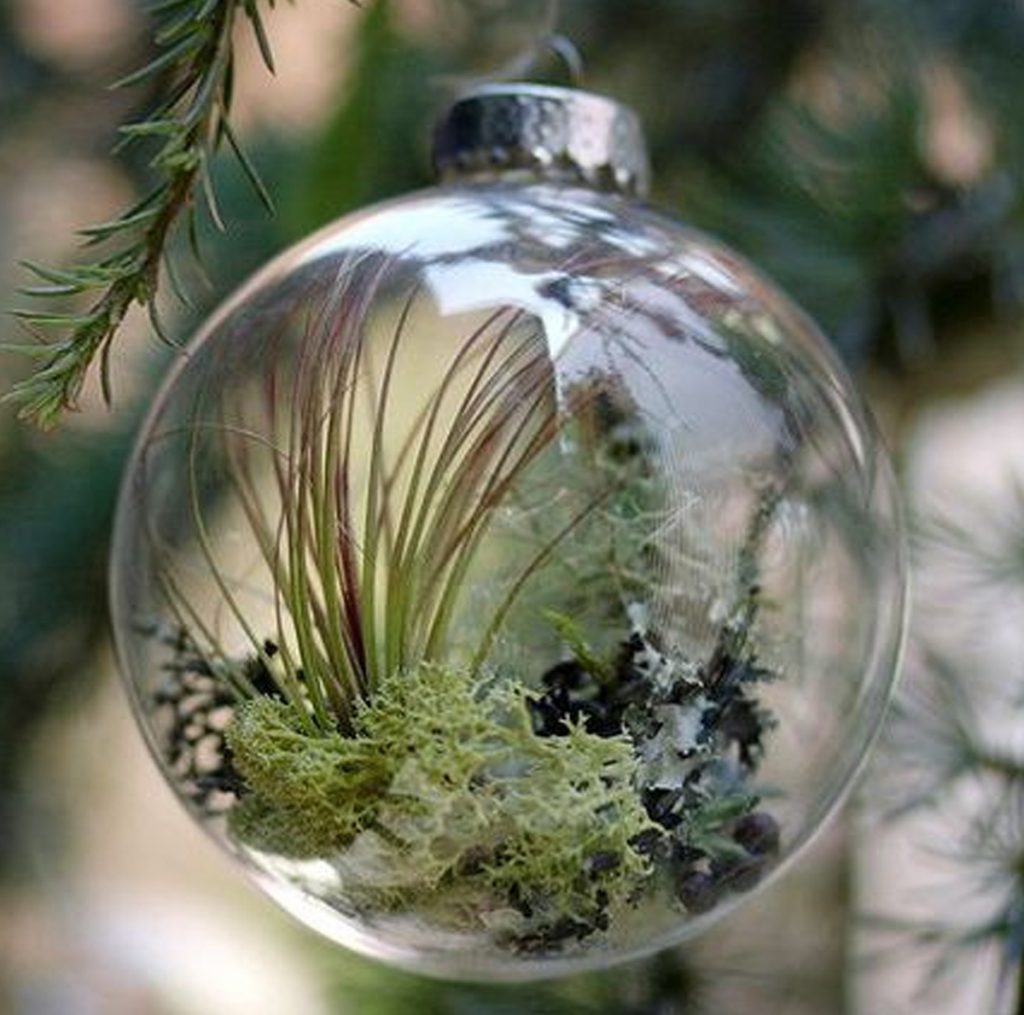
xmin=4 ymin=0 xmax=358 ymax=428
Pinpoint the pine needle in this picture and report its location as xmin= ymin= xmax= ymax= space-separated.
xmin=6 ymin=0 xmax=361 ymax=429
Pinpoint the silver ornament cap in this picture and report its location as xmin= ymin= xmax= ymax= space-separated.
xmin=432 ymin=83 xmax=651 ymax=198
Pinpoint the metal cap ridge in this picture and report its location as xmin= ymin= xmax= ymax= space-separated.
xmin=432 ymin=83 xmax=651 ymax=198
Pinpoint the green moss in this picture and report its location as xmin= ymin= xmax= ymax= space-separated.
xmin=225 ymin=696 xmax=390 ymax=857
xmin=226 ymin=664 xmax=655 ymax=933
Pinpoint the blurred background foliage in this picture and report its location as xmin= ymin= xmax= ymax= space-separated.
xmin=2 ymin=0 xmax=1024 ymax=1012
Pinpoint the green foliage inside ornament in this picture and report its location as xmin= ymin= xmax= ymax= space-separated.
xmin=226 ymin=695 xmax=389 ymax=858
xmin=135 ymin=258 xmax=793 ymax=952
xmin=227 ymin=662 xmax=655 ymax=938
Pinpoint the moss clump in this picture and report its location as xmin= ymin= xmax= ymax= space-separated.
xmin=226 ymin=664 xmax=655 ymax=936
xmin=225 ymin=696 xmax=390 ymax=856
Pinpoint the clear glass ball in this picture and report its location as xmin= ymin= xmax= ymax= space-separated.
xmin=111 ymin=178 xmax=907 ymax=979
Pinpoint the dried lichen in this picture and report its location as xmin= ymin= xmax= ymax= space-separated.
xmin=226 ymin=663 xmax=656 ymax=936
xmin=225 ymin=696 xmax=390 ymax=856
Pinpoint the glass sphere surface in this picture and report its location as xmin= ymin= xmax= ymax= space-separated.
xmin=111 ymin=178 xmax=907 ymax=980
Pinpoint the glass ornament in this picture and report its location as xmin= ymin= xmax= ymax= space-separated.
xmin=110 ymin=84 xmax=907 ymax=979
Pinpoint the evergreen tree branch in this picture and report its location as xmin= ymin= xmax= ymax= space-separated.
xmin=4 ymin=0 xmax=358 ymax=428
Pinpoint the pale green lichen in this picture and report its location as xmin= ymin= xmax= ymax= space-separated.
xmin=226 ymin=663 xmax=656 ymax=934
xmin=225 ymin=696 xmax=390 ymax=856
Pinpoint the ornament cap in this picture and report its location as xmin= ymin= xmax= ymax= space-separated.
xmin=432 ymin=83 xmax=651 ymax=198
